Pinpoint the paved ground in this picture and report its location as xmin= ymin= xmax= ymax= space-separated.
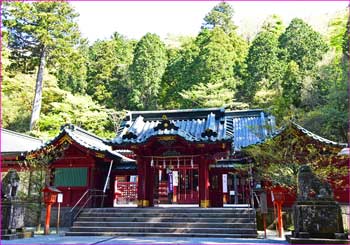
xmin=1 ymin=229 xmax=290 ymax=244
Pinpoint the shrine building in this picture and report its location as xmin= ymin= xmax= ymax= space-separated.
xmin=1 ymin=107 xmax=348 ymax=209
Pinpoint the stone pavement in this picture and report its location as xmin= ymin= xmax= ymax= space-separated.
xmin=1 ymin=229 xmax=289 ymax=244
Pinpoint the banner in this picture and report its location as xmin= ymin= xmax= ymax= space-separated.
xmin=222 ymin=174 xmax=228 ymax=193
xmin=172 ymin=171 xmax=178 ymax=186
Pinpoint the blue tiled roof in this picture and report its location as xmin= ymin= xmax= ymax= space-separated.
xmin=29 ymin=124 xmax=134 ymax=162
xmin=109 ymin=108 xmax=276 ymax=151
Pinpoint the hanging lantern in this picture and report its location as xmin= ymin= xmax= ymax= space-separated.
xmin=177 ymin=158 xmax=180 ymax=168
xmin=191 ymin=158 xmax=194 ymax=168
xmin=150 ymin=157 xmax=154 ymax=167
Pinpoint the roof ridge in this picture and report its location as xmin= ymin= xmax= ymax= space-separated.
xmin=61 ymin=124 xmax=105 ymax=142
xmin=1 ymin=128 xmax=43 ymax=142
xmin=291 ymin=121 xmax=347 ymax=146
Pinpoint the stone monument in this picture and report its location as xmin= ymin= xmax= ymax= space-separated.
xmin=1 ymin=169 xmax=33 ymax=240
xmin=286 ymin=165 xmax=349 ymax=244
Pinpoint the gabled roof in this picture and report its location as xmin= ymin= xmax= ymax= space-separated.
xmin=29 ymin=124 xmax=134 ymax=162
xmin=248 ymin=121 xmax=347 ymax=149
xmin=109 ymin=108 xmax=276 ymax=151
xmin=1 ymin=128 xmax=43 ymax=154
xmin=291 ymin=122 xmax=347 ymax=147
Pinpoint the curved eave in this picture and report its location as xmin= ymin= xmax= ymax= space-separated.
xmin=241 ymin=122 xmax=347 ymax=150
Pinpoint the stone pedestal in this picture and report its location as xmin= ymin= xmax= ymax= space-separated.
xmin=286 ymin=201 xmax=349 ymax=244
xmin=1 ymin=201 xmax=25 ymax=230
xmin=1 ymin=201 xmax=34 ymax=240
xmin=293 ymin=201 xmax=345 ymax=238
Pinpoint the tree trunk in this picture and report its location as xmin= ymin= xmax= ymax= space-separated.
xmin=30 ymin=47 xmax=47 ymax=131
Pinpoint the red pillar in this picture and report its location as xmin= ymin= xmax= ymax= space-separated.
xmin=199 ymin=156 xmax=209 ymax=208
xmin=137 ymin=157 xmax=148 ymax=207
xmin=44 ymin=203 xmax=52 ymax=235
xmin=146 ymin=160 xmax=154 ymax=207
xmin=276 ymin=202 xmax=284 ymax=237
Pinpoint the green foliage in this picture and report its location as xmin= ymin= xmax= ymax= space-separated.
xmin=1 ymin=67 xmax=115 ymax=140
xmin=55 ymin=40 xmax=88 ymax=94
xmin=3 ymin=2 xmax=81 ymax=73
xmin=328 ymin=10 xmax=348 ymax=52
xmin=129 ymin=33 xmax=167 ymax=110
xmin=86 ymin=33 xmax=134 ymax=109
xmin=201 ymin=2 xmax=236 ymax=34
xmin=244 ymin=31 xmax=284 ymax=100
xmin=261 ymin=14 xmax=285 ymax=37
xmin=243 ymin=124 xmax=347 ymax=189
xmin=179 ymin=81 xmax=234 ymax=108
xmin=279 ymin=18 xmax=328 ymax=72
xmin=282 ymin=61 xmax=302 ymax=107
xmin=192 ymin=28 xmax=237 ymax=86
xmin=2 ymin=1 xmax=83 ymax=130
xmin=160 ymin=38 xmax=199 ymax=109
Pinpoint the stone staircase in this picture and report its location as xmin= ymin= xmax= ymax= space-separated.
xmin=65 ymin=207 xmax=257 ymax=238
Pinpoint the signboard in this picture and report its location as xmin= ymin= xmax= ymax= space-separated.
xmin=57 ymin=193 xmax=63 ymax=203
xmin=172 ymin=171 xmax=178 ymax=186
xmin=229 ymin=190 xmax=235 ymax=195
xmin=222 ymin=174 xmax=227 ymax=193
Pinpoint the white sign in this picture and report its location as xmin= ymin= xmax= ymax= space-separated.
xmin=57 ymin=193 xmax=63 ymax=203
xmin=222 ymin=174 xmax=227 ymax=193
xmin=230 ymin=190 xmax=235 ymax=196
xmin=172 ymin=171 xmax=178 ymax=186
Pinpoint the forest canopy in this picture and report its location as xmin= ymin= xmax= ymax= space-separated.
xmin=1 ymin=2 xmax=348 ymax=143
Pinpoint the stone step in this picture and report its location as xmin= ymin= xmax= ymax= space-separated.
xmin=65 ymin=231 xmax=258 ymax=238
xmin=83 ymin=207 xmax=255 ymax=214
xmin=76 ymin=216 xmax=254 ymax=223
xmin=79 ymin=212 xmax=254 ymax=218
xmin=69 ymin=226 xmax=258 ymax=234
xmin=73 ymin=221 xmax=256 ymax=229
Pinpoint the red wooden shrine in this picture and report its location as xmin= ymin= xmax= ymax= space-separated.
xmin=1 ymin=108 xmax=349 ymax=209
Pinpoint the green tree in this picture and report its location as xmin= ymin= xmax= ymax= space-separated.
xmin=191 ymin=28 xmax=237 ymax=88
xmin=261 ymin=14 xmax=285 ymax=36
xmin=279 ymin=18 xmax=328 ymax=72
xmin=201 ymin=2 xmax=236 ymax=34
xmin=129 ymin=33 xmax=167 ymax=110
xmin=244 ymin=31 xmax=284 ymax=101
xmin=179 ymin=81 xmax=234 ymax=108
xmin=2 ymin=2 xmax=82 ymax=130
xmin=282 ymin=61 xmax=302 ymax=107
xmin=86 ymin=33 xmax=134 ymax=109
xmin=55 ymin=39 xmax=88 ymax=94
xmin=160 ymin=38 xmax=199 ymax=109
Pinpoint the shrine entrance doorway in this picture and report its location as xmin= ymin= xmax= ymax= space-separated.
xmin=154 ymin=159 xmax=199 ymax=205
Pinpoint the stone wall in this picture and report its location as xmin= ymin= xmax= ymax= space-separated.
xmin=40 ymin=207 xmax=72 ymax=228
xmin=256 ymin=205 xmax=350 ymax=233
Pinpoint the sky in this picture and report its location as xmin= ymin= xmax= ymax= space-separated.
xmin=71 ymin=1 xmax=348 ymax=43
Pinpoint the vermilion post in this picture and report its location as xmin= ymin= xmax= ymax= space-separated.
xmin=277 ymin=202 xmax=284 ymax=237
xmin=44 ymin=203 xmax=52 ymax=235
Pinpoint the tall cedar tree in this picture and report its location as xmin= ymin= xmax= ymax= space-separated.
xmin=2 ymin=2 xmax=81 ymax=130
xmin=201 ymin=2 xmax=236 ymax=34
xmin=129 ymin=33 xmax=167 ymax=110
xmin=279 ymin=18 xmax=328 ymax=72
